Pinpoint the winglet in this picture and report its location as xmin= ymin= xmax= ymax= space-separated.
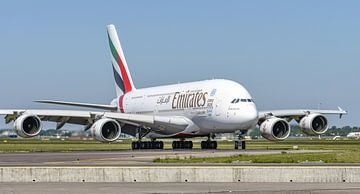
xmin=338 ymin=106 xmax=346 ymax=119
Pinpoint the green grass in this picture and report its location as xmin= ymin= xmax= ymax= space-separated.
xmin=193 ymin=139 xmax=360 ymax=152
xmin=156 ymin=139 xmax=360 ymax=164
xmin=1 ymin=138 xmax=360 ymax=163
xmin=0 ymin=138 xmax=359 ymax=154
xmin=153 ymin=139 xmax=360 ymax=164
xmin=154 ymin=151 xmax=360 ymax=163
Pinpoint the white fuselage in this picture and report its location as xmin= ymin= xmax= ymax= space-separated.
xmin=118 ymin=79 xmax=258 ymax=138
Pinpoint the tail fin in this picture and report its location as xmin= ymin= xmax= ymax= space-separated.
xmin=107 ymin=24 xmax=136 ymax=96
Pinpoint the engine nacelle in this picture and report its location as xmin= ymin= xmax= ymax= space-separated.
xmin=90 ymin=118 xmax=121 ymax=142
xmin=14 ymin=114 xmax=42 ymax=138
xmin=260 ymin=118 xmax=290 ymax=141
xmin=299 ymin=113 xmax=328 ymax=135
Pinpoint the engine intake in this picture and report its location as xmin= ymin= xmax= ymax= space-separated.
xmin=91 ymin=118 xmax=121 ymax=142
xmin=260 ymin=118 xmax=290 ymax=141
xmin=299 ymin=114 xmax=328 ymax=135
xmin=14 ymin=114 xmax=42 ymax=138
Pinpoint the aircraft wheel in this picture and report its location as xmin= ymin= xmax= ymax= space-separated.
xmin=186 ymin=141 xmax=193 ymax=149
xmin=201 ymin=141 xmax=217 ymax=149
xmin=234 ymin=140 xmax=246 ymax=150
xmin=155 ymin=141 xmax=164 ymax=149
xmin=172 ymin=141 xmax=177 ymax=149
xmin=172 ymin=141 xmax=193 ymax=149
xmin=201 ymin=141 xmax=205 ymax=149
xmin=241 ymin=141 xmax=246 ymax=149
xmin=132 ymin=141 xmax=164 ymax=150
xmin=131 ymin=142 xmax=136 ymax=149
xmin=211 ymin=141 xmax=217 ymax=149
xmin=132 ymin=141 xmax=141 ymax=150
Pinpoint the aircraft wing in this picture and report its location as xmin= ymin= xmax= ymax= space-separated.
xmin=258 ymin=107 xmax=347 ymax=121
xmin=34 ymin=100 xmax=118 ymax=111
xmin=0 ymin=109 xmax=192 ymax=135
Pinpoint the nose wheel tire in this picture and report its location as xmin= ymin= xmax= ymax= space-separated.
xmin=201 ymin=141 xmax=217 ymax=149
xmin=234 ymin=140 xmax=246 ymax=150
xmin=131 ymin=141 xmax=164 ymax=150
xmin=172 ymin=141 xmax=193 ymax=149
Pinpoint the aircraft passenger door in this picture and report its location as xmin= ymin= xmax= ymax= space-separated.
xmin=154 ymin=103 xmax=159 ymax=115
xmin=215 ymin=99 xmax=222 ymax=116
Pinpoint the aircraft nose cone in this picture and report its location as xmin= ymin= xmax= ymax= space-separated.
xmin=243 ymin=105 xmax=258 ymax=127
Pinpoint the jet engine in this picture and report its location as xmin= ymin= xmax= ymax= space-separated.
xmin=14 ymin=114 xmax=42 ymax=138
xmin=299 ymin=113 xmax=328 ymax=135
xmin=260 ymin=118 xmax=290 ymax=141
xmin=90 ymin=118 xmax=121 ymax=142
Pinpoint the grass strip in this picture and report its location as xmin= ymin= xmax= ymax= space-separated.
xmin=154 ymin=151 xmax=360 ymax=163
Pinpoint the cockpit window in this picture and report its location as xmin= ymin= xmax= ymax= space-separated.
xmin=231 ymin=98 xmax=253 ymax=103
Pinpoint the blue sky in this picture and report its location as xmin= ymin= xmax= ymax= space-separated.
xmin=0 ymin=0 xmax=359 ymax=129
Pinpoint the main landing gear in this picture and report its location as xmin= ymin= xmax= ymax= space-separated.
xmin=131 ymin=141 xmax=164 ymax=150
xmin=131 ymin=127 xmax=164 ymax=150
xmin=200 ymin=135 xmax=217 ymax=149
xmin=200 ymin=140 xmax=217 ymax=149
xmin=130 ymin=127 xmax=223 ymax=150
xmin=172 ymin=140 xmax=193 ymax=149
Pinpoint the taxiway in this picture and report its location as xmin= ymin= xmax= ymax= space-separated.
xmin=0 ymin=149 xmax=337 ymax=166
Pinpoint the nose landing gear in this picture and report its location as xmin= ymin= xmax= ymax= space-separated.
xmin=234 ymin=140 xmax=246 ymax=150
xmin=235 ymin=131 xmax=247 ymax=150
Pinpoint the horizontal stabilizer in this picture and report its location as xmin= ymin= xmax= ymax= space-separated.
xmin=34 ymin=100 xmax=117 ymax=111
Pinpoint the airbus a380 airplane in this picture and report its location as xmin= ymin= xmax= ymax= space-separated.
xmin=0 ymin=25 xmax=347 ymax=149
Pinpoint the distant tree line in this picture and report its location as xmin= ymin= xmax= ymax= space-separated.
xmin=38 ymin=129 xmax=73 ymax=137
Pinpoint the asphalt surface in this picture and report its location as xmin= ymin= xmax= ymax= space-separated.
xmin=1 ymin=182 xmax=360 ymax=194
xmin=0 ymin=149 xmax=342 ymax=166
xmin=1 ymin=150 xmax=360 ymax=193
